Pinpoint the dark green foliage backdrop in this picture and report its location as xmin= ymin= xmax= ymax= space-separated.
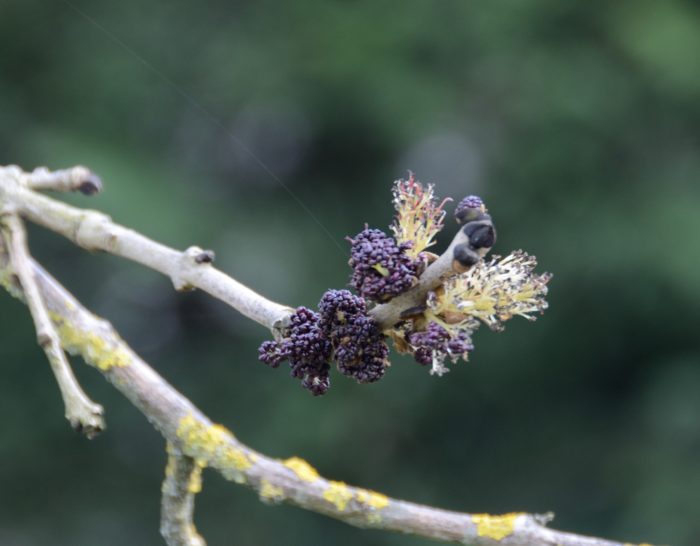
xmin=1 ymin=1 xmax=699 ymax=545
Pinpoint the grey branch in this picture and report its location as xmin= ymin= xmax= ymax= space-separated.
xmin=0 ymin=165 xmax=652 ymax=546
xmin=0 ymin=165 xmax=489 ymax=338
xmin=369 ymin=226 xmax=490 ymax=330
xmin=0 ymin=237 xmax=637 ymax=546
xmin=0 ymin=166 xmax=293 ymax=333
xmin=0 ymin=211 xmax=104 ymax=437
xmin=22 ymin=165 xmax=103 ymax=195
xmin=161 ymin=443 xmax=206 ymax=546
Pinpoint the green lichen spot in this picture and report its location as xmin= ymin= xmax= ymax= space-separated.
xmin=283 ymin=457 xmax=319 ymax=482
xmin=323 ymin=481 xmax=354 ymax=512
xmin=472 ymin=513 xmax=522 ymax=541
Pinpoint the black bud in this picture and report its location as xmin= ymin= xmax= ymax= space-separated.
xmin=195 ymin=250 xmax=216 ymax=264
xmin=453 ymin=243 xmax=479 ymax=267
xmin=78 ymin=174 xmax=103 ymax=196
xmin=462 ymin=221 xmax=496 ymax=249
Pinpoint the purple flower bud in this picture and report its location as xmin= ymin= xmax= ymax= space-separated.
xmin=301 ymin=370 xmax=331 ymax=396
xmin=454 ymin=195 xmax=485 ymax=225
xmin=318 ymin=289 xmax=389 ymax=384
xmin=347 ymin=228 xmax=420 ymax=302
xmin=258 ymin=340 xmax=286 ymax=368
xmin=408 ymin=322 xmax=473 ymax=368
xmin=257 ymin=306 xmax=332 ymax=395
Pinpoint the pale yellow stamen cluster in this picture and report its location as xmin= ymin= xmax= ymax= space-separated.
xmin=431 ymin=250 xmax=551 ymax=332
xmin=391 ymin=174 xmax=450 ymax=259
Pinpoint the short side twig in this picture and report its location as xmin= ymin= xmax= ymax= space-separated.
xmin=0 ymin=212 xmax=104 ymax=437
xmin=1 ymin=165 xmax=485 ymax=335
xmin=161 ymin=443 xmax=206 ymax=546
xmin=23 ymin=165 xmax=103 ymax=195
xmin=0 ymin=166 xmax=293 ymax=333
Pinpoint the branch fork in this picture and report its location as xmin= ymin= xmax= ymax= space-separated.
xmin=0 ymin=164 xmax=655 ymax=546
xmin=0 ymin=208 xmax=104 ymax=437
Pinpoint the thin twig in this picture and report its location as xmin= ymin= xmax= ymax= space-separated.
xmin=0 ymin=234 xmax=650 ymax=546
xmin=369 ymin=227 xmax=477 ymax=330
xmin=0 ymin=165 xmax=486 ymax=336
xmin=161 ymin=443 xmax=206 ymax=546
xmin=0 ymin=166 xmax=293 ymax=333
xmin=23 ymin=165 xmax=103 ymax=195
xmin=0 ymin=211 xmax=104 ymax=437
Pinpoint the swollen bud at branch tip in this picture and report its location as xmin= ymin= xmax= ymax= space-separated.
xmin=454 ymin=195 xmax=486 ymax=225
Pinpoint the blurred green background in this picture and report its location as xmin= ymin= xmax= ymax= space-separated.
xmin=1 ymin=1 xmax=699 ymax=545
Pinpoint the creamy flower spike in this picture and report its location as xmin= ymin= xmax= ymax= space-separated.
xmin=428 ymin=250 xmax=551 ymax=332
xmin=391 ymin=174 xmax=451 ymax=259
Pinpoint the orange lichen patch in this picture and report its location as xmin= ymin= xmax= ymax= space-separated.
xmin=176 ymin=414 xmax=252 ymax=484
xmin=283 ymin=456 xmax=320 ymax=482
xmin=472 ymin=513 xmax=523 ymax=541
xmin=259 ymin=479 xmax=285 ymax=503
xmin=323 ymin=481 xmax=354 ymax=512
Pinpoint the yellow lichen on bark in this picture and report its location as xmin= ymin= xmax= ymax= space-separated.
xmin=283 ymin=456 xmax=320 ymax=482
xmin=259 ymin=479 xmax=284 ymax=503
xmin=356 ymin=489 xmax=389 ymax=510
xmin=188 ymin=464 xmax=203 ymax=494
xmin=323 ymin=481 xmax=354 ymax=512
xmin=164 ymin=450 xmax=177 ymax=480
xmin=50 ymin=312 xmax=130 ymax=371
xmin=471 ymin=513 xmax=523 ymax=541
xmin=356 ymin=489 xmax=389 ymax=523
xmin=176 ymin=414 xmax=253 ymax=484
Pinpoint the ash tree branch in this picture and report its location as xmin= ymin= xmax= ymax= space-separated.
xmin=161 ymin=443 xmax=206 ymax=546
xmin=369 ymin=226 xmax=479 ymax=330
xmin=0 ymin=165 xmax=479 ymax=336
xmin=0 ymin=165 xmax=652 ymax=546
xmin=0 ymin=165 xmax=293 ymax=333
xmin=23 ymin=165 xmax=103 ymax=195
xmin=0 ymin=210 xmax=104 ymax=437
xmin=0 ymin=241 xmax=636 ymax=546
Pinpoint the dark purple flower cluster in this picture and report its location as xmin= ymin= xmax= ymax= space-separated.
xmin=454 ymin=195 xmax=484 ymax=225
xmin=347 ymin=228 xmax=420 ymax=302
xmin=258 ymin=307 xmax=332 ymax=395
xmin=408 ymin=322 xmax=473 ymax=366
xmin=318 ymin=289 xmax=388 ymax=383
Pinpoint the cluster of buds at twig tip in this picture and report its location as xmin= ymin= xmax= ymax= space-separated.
xmin=451 ymin=195 xmax=496 ymax=273
xmin=259 ymin=173 xmax=551 ymax=392
xmin=259 ymin=290 xmax=388 ymax=395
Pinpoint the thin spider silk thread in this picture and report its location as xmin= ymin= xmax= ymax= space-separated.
xmin=60 ymin=0 xmax=345 ymax=253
